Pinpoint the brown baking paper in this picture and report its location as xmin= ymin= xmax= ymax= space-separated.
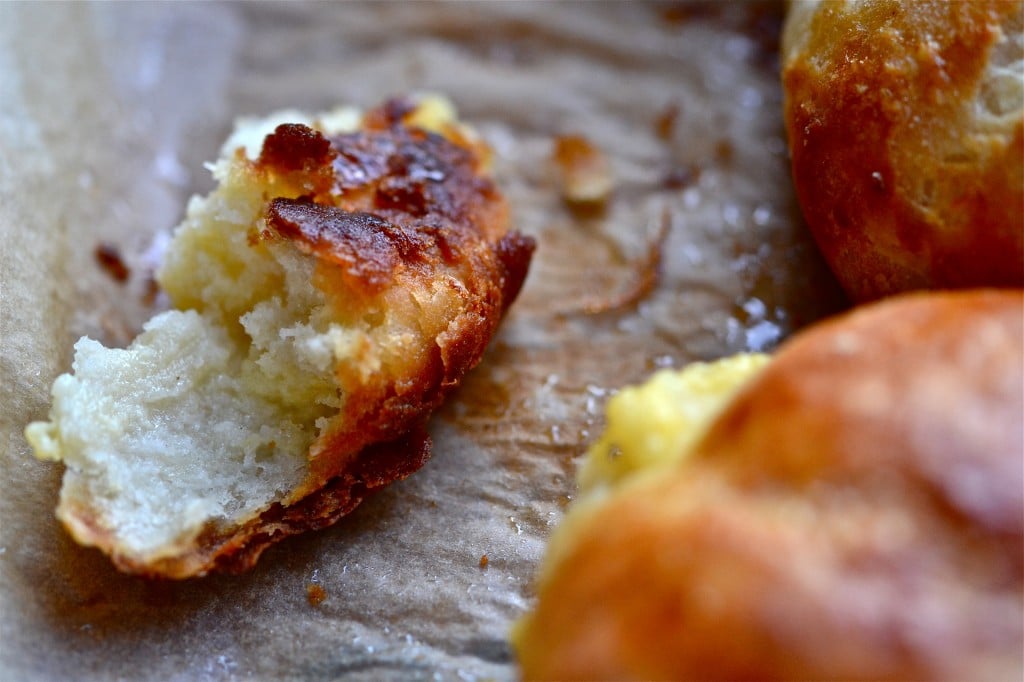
xmin=0 ymin=3 xmax=846 ymax=679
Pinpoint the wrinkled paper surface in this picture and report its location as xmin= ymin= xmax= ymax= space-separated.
xmin=0 ymin=3 xmax=846 ymax=679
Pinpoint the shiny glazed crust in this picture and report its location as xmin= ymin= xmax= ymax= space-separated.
xmin=515 ymin=290 xmax=1023 ymax=680
xmin=782 ymin=0 xmax=1023 ymax=302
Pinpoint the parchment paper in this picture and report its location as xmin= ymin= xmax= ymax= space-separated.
xmin=0 ymin=2 xmax=847 ymax=680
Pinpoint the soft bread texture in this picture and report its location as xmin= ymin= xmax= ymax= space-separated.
xmin=782 ymin=0 xmax=1024 ymax=302
xmin=26 ymin=96 xmax=534 ymax=578
xmin=514 ymin=290 xmax=1023 ymax=680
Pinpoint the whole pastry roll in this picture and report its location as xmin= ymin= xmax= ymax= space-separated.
xmin=514 ymin=289 xmax=1023 ymax=680
xmin=782 ymin=0 xmax=1023 ymax=302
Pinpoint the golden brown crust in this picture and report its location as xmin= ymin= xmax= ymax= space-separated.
xmin=782 ymin=0 xmax=1024 ymax=302
xmin=516 ymin=290 xmax=1023 ymax=680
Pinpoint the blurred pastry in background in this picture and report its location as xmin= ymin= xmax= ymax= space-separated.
xmin=782 ymin=0 xmax=1023 ymax=302
xmin=514 ymin=289 xmax=1023 ymax=680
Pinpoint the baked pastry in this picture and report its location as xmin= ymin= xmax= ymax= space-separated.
xmin=513 ymin=289 xmax=1023 ymax=680
xmin=25 ymin=95 xmax=535 ymax=579
xmin=782 ymin=0 xmax=1023 ymax=302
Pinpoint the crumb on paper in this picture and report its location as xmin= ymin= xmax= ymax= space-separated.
xmin=654 ymin=102 xmax=680 ymax=140
xmin=715 ymin=139 xmax=735 ymax=164
xmin=552 ymin=134 xmax=613 ymax=205
xmin=94 ymin=243 xmax=131 ymax=283
xmin=661 ymin=164 xmax=700 ymax=190
xmin=306 ymin=583 xmax=327 ymax=606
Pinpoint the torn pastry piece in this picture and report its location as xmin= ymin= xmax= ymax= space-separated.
xmin=26 ymin=95 xmax=535 ymax=579
xmin=514 ymin=290 xmax=1023 ymax=680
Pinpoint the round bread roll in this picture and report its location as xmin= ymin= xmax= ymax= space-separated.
xmin=514 ymin=289 xmax=1023 ymax=680
xmin=782 ymin=0 xmax=1023 ymax=302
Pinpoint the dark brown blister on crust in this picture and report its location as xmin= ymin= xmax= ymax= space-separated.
xmin=267 ymin=199 xmax=425 ymax=292
xmin=258 ymin=123 xmax=334 ymax=173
